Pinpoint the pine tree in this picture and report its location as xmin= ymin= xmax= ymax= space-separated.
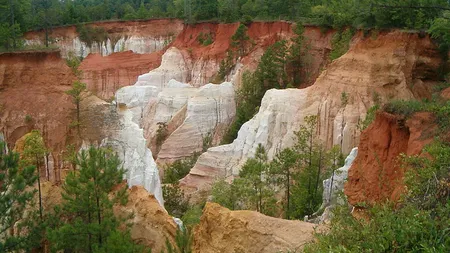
xmin=0 ymin=141 xmax=38 ymax=252
xmin=47 ymin=146 xmax=142 ymax=253
xmin=231 ymin=24 xmax=250 ymax=56
xmin=237 ymin=144 xmax=277 ymax=215
xmin=270 ymin=147 xmax=297 ymax=219
xmin=65 ymin=80 xmax=87 ymax=137
xmin=22 ymin=130 xmax=48 ymax=220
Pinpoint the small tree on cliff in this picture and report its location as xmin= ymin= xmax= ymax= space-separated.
xmin=22 ymin=130 xmax=48 ymax=220
xmin=290 ymin=115 xmax=328 ymax=218
xmin=270 ymin=147 xmax=298 ymax=219
xmin=231 ymin=24 xmax=250 ymax=57
xmin=65 ymin=81 xmax=87 ymax=137
xmin=0 ymin=141 xmax=38 ymax=252
xmin=237 ymin=144 xmax=277 ymax=215
xmin=47 ymin=146 xmax=145 ymax=253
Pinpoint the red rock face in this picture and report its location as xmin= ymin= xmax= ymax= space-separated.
xmin=0 ymin=50 xmax=75 ymax=151
xmin=344 ymin=112 xmax=436 ymax=206
xmin=79 ymin=51 xmax=162 ymax=100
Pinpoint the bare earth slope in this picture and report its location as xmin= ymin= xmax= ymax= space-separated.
xmin=193 ymin=203 xmax=316 ymax=253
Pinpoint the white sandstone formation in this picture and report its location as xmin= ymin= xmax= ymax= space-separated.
xmin=25 ymin=36 xmax=170 ymax=58
xmin=110 ymin=46 xmax=236 ymax=202
xmin=102 ymin=108 xmax=164 ymax=206
xmin=144 ymin=82 xmax=236 ymax=163
xmin=311 ymin=147 xmax=358 ymax=223
xmin=135 ymin=48 xmax=191 ymax=88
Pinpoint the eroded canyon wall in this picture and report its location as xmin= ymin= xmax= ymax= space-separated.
xmin=181 ymin=30 xmax=444 ymax=195
xmin=0 ymin=50 xmax=75 ymax=182
xmin=24 ymin=19 xmax=184 ymax=58
xmin=344 ymin=112 xmax=437 ymax=206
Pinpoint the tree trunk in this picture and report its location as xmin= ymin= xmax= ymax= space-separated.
xmin=9 ymin=0 xmax=16 ymax=49
xmin=76 ymin=101 xmax=81 ymax=137
xmin=96 ymin=195 xmax=102 ymax=246
xmin=88 ymin=209 xmax=92 ymax=253
xmin=286 ymin=169 xmax=290 ymax=219
xmin=314 ymin=148 xmax=323 ymax=197
xmin=36 ymin=158 xmax=43 ymax=220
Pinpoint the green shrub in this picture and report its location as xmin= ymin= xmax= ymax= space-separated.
xmin=163 ymin=183 xmax=189 ymax=217
xmin=77 ymin=25 xmax=109 ymax=47
xmin=383 ymin=99 xmax=427 ymax=118
xmin=358 ymin=105 xmax=379 ymax=131
xmin=340 ymin=92 xmax=349 ymax=106
xmin=330 ymin=29 xmax=354 ymax=61
xmin=24 ymin=114 xmax=33 ymax=124
xmin=383 ymin=95 xmax=450 ymax=132
xmin=181 ymin=206 xmax=203 ymax=228
xmin=163 ymin=153 xmax=199 ymax=184
xmin=65 ymin=51 xmax=82 ymax=76
xmin=197 ymin=32 xmax=213 ymax=46
xmin=156 ymin=122 xmax=169 ymax=148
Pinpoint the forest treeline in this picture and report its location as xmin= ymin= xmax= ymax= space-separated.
xmin=1 ymin=0 xmax=450 ymax=50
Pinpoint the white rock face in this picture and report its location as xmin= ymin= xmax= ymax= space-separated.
xmin=314 ymin=147 xmax=358 ymax=223
xmin=135 ymin=47 xmax=191 ymax=88
xmin=149 ymin=82 xmax=236 ymax=162
xmin=102 ymin=108 xmax=164 ymax=206
xmin=110 ymin=47 xmax=236 ymax=202
xmin=25 ymin=36 xmax=169 ymax=58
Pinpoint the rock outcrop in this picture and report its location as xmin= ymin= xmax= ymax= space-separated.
xmin=24 ymin=19 xmax=184 ymax=58
xmin=143 ymin=81 xmax=236 ymax=163
xmin=192 ymin=202 xmax=316 ymax=253
xmin=181 ymin=30 xmax=443 ymax=195
xmin=79 ymin=95 xmax=164 ymax=205
xmin=344 ymin=112 xmax=436 ymax=206
xmin=115 ymin=186 xmax=177 ymax=253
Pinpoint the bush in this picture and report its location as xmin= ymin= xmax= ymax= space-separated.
xmin=77 ymin=25 xmax=109 ymax=47
xmin=197 ymin=32 xmax=213 ymax=46
xmin=163 ymin=153 xmax=199 ymax=184
xmin=156 ymin=122 xmax=169 ymax=148
xmin=383 ymin=99 xmax=426 ymax=118
xmin=163 ymin=183 xmax=189 ymax=217
xmin=65 ymin=51 xmax=82 ymax=76
xmin=358 ymin=105 xmax=379 ymax=131
xmin=330 ymin=29 xmax=354 ymax=61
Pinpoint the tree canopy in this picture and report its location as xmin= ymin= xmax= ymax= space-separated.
xmin=2 ymin=0 xmax=450 ymax=51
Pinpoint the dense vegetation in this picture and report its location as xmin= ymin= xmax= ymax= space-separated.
xmin=1 ymin=0 xmax=450 ymax=51
xmin=214 ymin=116 xmax=345 ymax=219
xmin=0 ymin=141 xmax=149 ymax=252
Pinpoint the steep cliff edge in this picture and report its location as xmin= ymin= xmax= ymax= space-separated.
xmin=344 ymin=111 xmax=437 ymax=206
xmin=0 ymin=50 xmax=75 ymax=165
xmin=24 ymin=19 xmax=184 ymax=58
xmin=77 ymin=22 xmax=333 ymax=100
xmin=181 ymin=30 xmax=443 ymax=195
xmin=192 ymin=203 xmax=316 ymax=253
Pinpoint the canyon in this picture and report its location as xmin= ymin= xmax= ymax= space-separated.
xmin=1 ymin=18 xmax=448 ymax=252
